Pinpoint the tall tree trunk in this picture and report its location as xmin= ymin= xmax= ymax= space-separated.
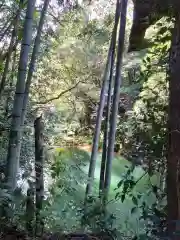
xmin=84 ymin=0 xmax=122 ymax=200
xmin=6 ymin=0 xmax=36 ymax=191
xmin=104 ymin=0 xmax=128 ymax=201
xmin=167 ymin=8 xmax=180 ymax=239
xmin=99 ymin=0 xmax=120 ymax=197
xmin=0 ymin=0 xmax=23 ymax=99
xmin=34 ymin=115 xmax=44 ymax=237
xmin=84 ymin=33 xmax=112 ymax=198
xmin=17 ymin=0 xmax=50 ymax=161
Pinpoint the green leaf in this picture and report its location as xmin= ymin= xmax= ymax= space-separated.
xmin=115 ymin=192 xmax=120 ymax=200
xmin=131 ymin=207 xmax=137 ymax=214
xmin=137 ymin=193 xmax=142 ymax=199
xmin=117 ymin=180 xmax=123 ymax=188
xmin=18 ymin=29 xmax=23 ymax=41
xmin=33 ymin=9 xmax=40 ymax=19
xmin=129 ymin=180 xmax=136 ymax=189
xmin=121 ymin=194 xmax=125 ymax=203
xmin=132 ymin=196 xmax=138 ymax=206
xmin=152 ymin=185 xmax=158 ymax=194
xmin=146 ymin=57 xmax=150 ymax=62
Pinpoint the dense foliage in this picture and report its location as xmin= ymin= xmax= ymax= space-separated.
xmin=0 ymin=0 xmax=179 ymax=239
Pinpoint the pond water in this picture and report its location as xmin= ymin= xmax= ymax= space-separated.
xmin=42 ymin=147 xmax=160 ymax=236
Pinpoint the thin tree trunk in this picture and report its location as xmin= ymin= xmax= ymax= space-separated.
xmin=99 ymin=0 xmax=120 ymax=197
xmin=17 ymin=0 xmax=50 ymax=161
xmin=0 ymin=0 xmax=23 ymax=99
xmin=84 ymin=1 xmax=121 ymax=200
xmin=34 ymin=115 xmax=44 ymax=237
xmin=104 ymin=0 xmax=128 ymax=201
xmin=21 ymin=0 xmax=50 ymax=129
xmin=21 ymin=0 xmax=50 ymax=123
xmin=26 ymin=180 xmax=35 ymax=237
xmin=166 ymin=9 xmax=180 ymax=239
xmin=84 ymin=43 xmax=111 ymax=198
xmin=6 ymin=0 xmax=36 ymax=191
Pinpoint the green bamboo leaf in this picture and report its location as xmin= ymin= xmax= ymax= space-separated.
xmin=132 ymin=196 xmax=138 ymax=206
xmin=131 ymin=207 xmax=137 ymax=214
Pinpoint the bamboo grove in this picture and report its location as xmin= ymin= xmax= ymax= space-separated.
xmin=0 ymin=0 xmax=179 ymax=239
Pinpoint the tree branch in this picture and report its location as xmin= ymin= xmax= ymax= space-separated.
xmin=47 ymin=10 xmax=64 ymax=26
xmin=35 ymin=81 xmax=81 ymax=105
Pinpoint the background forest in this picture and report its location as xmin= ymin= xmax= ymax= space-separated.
xmin=0 ymin=0 xmax=179 ymax=239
